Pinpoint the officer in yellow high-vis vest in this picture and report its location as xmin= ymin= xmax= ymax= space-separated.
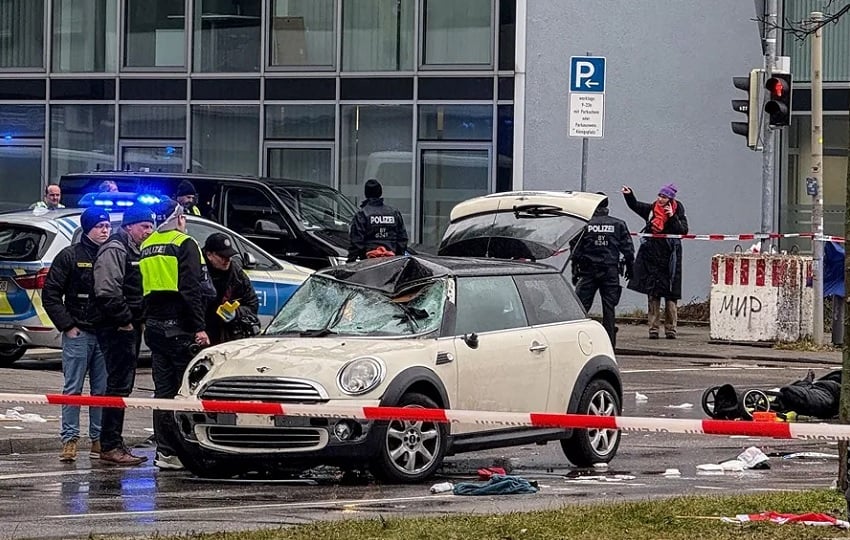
xmin=139 ymin=198 xmax=213 ymax=471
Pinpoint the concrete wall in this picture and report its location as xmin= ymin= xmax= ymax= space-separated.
xmin=521 ymin=0 xmax=766 ymax=311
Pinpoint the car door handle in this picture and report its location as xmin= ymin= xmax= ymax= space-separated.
xmin=529 ymin=341 xmax=548 ymax=353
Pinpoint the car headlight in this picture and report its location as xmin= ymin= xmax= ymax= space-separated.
xmin=187 ymin=357 xmax=214 ymax=393
xmin=337 ymin=357 xmax=385 ymax=395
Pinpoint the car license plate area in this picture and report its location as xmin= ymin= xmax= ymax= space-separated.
xmin=235 ymin=414 xmax=275 ymax=427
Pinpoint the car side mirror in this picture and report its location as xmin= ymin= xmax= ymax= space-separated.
xmin=463 ymin=332 xmax=479 ymax=349
xmin=255 ymin=219 xmax=290 ymax=238
xmin=242 ymin=252 xmax=257 ymax=269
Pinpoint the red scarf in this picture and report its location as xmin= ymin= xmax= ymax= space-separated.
xmin=650 ymin=200 xmax=677 ymax=233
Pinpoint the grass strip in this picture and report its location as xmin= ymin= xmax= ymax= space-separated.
xmin=122 ymin=489 xmax=850 ymax=540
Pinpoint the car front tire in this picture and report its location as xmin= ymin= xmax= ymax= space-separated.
xmin=561 ymin=378 xmax=621 ymax=467
xmin=370 ymin=392 xmax=448 ymax=483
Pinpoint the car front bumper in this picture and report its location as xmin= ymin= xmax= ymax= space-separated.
xmin=173 ymin=399 xmax=385 ymax=467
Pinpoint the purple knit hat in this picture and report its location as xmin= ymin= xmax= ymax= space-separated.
xmin=658 ymin=183 xmax=678 ymax=199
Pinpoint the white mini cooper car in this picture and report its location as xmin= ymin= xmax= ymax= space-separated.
xmin=171 ymin=191 xmax=622 ymax=482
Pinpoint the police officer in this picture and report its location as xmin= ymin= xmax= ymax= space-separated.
xmin=139 ymin=198 xmax=213 ymax=470
xmin=571 ymin=193 xmax=635 ymax=348
xmin=347 ymin=179 xmax=409 ymax=262
xmin=93 ymin=204 xmax=156 ymax=466
xmin=174 ymin=180 xmax=202 ymax=216
xmin=202 ymin=233 xmax=260 ymax=345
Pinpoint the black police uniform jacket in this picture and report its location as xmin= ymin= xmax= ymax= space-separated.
xmin=571 ymin=206 xmax=635 ymax=278
xmin=93 ymin=228 xmax=144 ymax=327
xmin=624 ymin=191 xmax=689 ymax=300
xmin=347 ymin=197 xmax=409 ymax=261
xmin=43 ymin=235 xmax=103 ymax=332
xmin=205 ymin=260 xmax=260 ymax=345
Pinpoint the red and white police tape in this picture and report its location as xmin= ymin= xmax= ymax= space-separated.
xmin=1 ymin=392 xmax=849 ymax=442
xmin=630 ymin=232 xmax=846 ymax=243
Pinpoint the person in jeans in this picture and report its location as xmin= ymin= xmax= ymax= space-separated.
xmin=43 ymin=207 xmax=111 ymax=462
xmin=139 ymin=199 xmax=213 ymax=470
xmin=622 ymin=183 xmax=689 ymax=339
xmin=93 ymin=204 xmax=156 ymax=466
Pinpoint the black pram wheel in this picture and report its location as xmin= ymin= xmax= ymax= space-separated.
xmin=701 ymin=386 xmax=722 ymax=418
xmin=742 ymin=389 xmax=771 ymax=419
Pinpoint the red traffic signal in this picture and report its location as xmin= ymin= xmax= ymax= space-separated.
xmin=764 ymin=73 xmax=792 ymax=127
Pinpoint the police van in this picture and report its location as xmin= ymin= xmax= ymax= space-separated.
xmin=59 ymin=172 xmax=358 ymax=270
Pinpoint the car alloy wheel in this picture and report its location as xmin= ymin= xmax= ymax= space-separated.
xmin=561 ymin=378 xmax=621 ymax=467
xmin=372 ymin=392 xmax=447 ymax=483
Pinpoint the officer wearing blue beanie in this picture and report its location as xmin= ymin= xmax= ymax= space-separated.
xmin=43 ymin=206 xmax=112 ymax=462
xmin=92 ymin=203 xmax=155 ymax=466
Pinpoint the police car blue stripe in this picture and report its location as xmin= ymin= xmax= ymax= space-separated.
xmin=54 ymin=217 xmax=78 ymax=236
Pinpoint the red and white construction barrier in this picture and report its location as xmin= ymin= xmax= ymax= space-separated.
xmin=630 ymin=232 xmax=846 ymax=243
xmin=1 ymin=392 xmax=849 ymax=442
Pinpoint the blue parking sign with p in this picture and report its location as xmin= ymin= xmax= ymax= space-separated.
xmin=570 ymin=56 xmax=606 ymax=93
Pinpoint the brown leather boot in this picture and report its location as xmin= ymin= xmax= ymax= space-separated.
xmin=59 ymin=438 xmax=78 ymax=462
xmin=100 ymin=448 xmax=145 ymax=466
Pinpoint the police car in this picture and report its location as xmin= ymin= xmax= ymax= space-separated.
xmin=0 ymin=196 xmax=311 ymax=366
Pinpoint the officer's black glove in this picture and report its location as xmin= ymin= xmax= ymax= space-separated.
xmin=624 ymin=264 xmax=634 ymax=281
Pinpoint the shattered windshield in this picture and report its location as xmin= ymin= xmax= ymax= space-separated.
xmin=266 ymin=275 xmax=447 ymax=337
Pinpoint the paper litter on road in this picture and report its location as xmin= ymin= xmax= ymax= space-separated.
xmin=663 ymin=468 xmax=681 ymax=476
xmin=635 ymin=392 xmax=648 ymax=403
xmin=665 ymin=403 xmax=694 ymax=409
xmin=737 ymin=446 xmax=770 ymax=469
xmin=0 ymin=408 xmax=48 ymax=423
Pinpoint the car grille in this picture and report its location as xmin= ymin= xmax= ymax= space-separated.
xmin=198 ymin=377 xmax=328 ymax=403
xmin=205 ymin=426 xmax=325 ymax=450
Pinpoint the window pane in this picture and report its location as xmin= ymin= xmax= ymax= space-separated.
xmin=122 ymin=146 xmax=185 ymax=173
xmin=0 ymin=146 xmax=42 ymax=212
xmin=340 ymin=105 xmax=412 ymax=223
xmin=0 ymin=0 xmax=44 ymax=68
xmin=270 ymin=0 xmax=335 ymax=67
xmin=423 ymin=0 xmax=491 ymax=66
xmin=52 ymin=0 xmax=117 ymax=72
xmin=50 ymin=104 xmax=115 ymax=181
xmin=342 ymin=0 xmax=414 ymax=71
xmin=125 ymin=0 xmax=185 ymax=68
xmin=514 ymin=274 xmax=584 ymax=324
xmin=268 ymin=148 xmax=332 ymax=186
xmin=191 ymin=105 xmax=259 ymax=175
xmin=455 ymin=276 xmax=527 ymax=335
xmin=120 ymin=105 xmax=186 ymax=138
xmin=496 ymin=104 xmax=513 ymax=192
xmin=193 ymin=0 xmax=261 ymax=72
xmin=420 ymin=149 xmax=490 ymax=248
xmin=498 ymin=0 xmax=515 ymax=71
xmin=265 ymin=105 xmax=334 ymax=140
xmin=0 ymin=105 xmax=46 ymax=138
xmin=419 ymin=105 xmax=493 ymax=141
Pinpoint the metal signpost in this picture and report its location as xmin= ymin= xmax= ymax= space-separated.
xmin=569 ymin=55 xmax=606 ymax=191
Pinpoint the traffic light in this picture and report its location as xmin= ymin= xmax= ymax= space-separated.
xmin=764 ymin=73 xmax=792 ymax=127
xmin=731 ymin=69 xmax=761 ymax=149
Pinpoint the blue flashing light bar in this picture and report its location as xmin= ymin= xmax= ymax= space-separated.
xmin=79 ymin=191 xmax=162 ymax=209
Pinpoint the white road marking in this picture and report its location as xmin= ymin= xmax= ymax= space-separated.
xmin=621 ymin=367 xmax=785 ymax=374
xmin=46 ymin=494 xmax=455 ymax=519
xmin=0 ymin=469 xmax=92 ymax=481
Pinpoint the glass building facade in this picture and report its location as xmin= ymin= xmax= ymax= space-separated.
xmin=0 ymin=0 xmax=516 ymax=247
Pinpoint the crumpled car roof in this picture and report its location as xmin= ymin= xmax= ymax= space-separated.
xmin=318 ymin=256 xmax=451 ymax=295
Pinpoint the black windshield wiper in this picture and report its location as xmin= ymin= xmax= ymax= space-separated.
xmin=513 ymin=204 xmax=567 ymax=218
xmin=299 ymin=328 xmax=337 ymax=337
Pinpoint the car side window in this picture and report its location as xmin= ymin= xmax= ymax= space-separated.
xmin=514 ymin=274 xmax=586 ymax=325
xmin=454 ymin=276 xmax=528 ymax=335
xmin=224 ymin=187 xmax=290 ymax=236
xmin=186 ymin=219 xmax=278 ymax=271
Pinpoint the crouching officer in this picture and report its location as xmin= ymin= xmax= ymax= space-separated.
xmin=139 ymin=198 xmax=214 ymax=470
xmin=571 ymin=193 xmax=635 ymax=348
xmin=202 ymin=233 xmax=260 ymax=345
xmin=347 ymin=179 xmax=409 ymax=261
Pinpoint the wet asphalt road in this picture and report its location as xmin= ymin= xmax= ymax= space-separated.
xmin=0 ymin=355 xmax=843 ymax=539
